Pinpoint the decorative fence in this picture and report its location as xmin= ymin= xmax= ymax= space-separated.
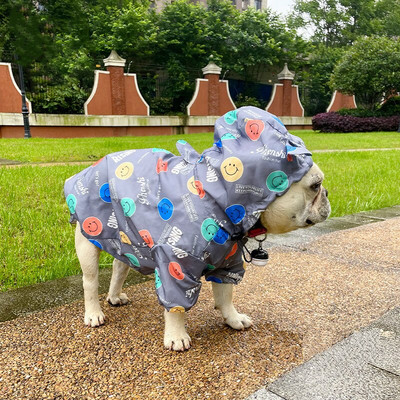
xmin=0 ymin=51 xmax=355 ymax=138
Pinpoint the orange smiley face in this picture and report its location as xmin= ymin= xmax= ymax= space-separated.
xmin=139 ymin=229 xmax=154 ymax=248
xmin=156 ymin=158 xmax=168 ymax=174
xmin=187 ymin=176 xmax=205 ymax=198
xmin=82 ymin=217 xmax=103 ymax=236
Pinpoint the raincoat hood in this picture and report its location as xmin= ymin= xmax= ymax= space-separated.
xmin=192 ymin=106 xmax=313 ymax=235
xmin=64 ymin=106 xmax=312 ymax=312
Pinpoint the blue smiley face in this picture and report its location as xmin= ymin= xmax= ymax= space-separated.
xmin=213 ymin=228 xmax=229 ymax=245
xmin=89 ymin=239 xmax=103 ymax=250
xmin=225 ymin=204 xmax=246 ymax=224
xmin=158 ymin=198 xmax=174 ymax=221
xmin=99 ymin=183 xmax=111 ymax=203
xmin=206 ymin=276 xmax=223 ymax=283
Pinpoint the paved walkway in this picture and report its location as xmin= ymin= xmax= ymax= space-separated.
xmin=1 ymin=207 xmax=400 ymax=399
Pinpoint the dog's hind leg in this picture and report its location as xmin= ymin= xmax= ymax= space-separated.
xmin=75 ymin=223 xmax=104 ymax=327
xmin=212 ymin=282 xmax=253 ymax=330
xmin=107 ymin=258 xmax=130 ymax=306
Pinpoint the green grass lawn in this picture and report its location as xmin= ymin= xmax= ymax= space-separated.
xmin=1 ymin=133 xmax=400 ymax=291
xmin=1 ymin=130 xmax=400 ymax=163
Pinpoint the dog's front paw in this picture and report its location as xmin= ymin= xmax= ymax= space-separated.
xmin=164 ymin=332 xmax=192 ymax=351
xmin=84 ymin=310 xmax=105 ymax=327
xmin=107 ymin=292 xmax=130 ymax=306
xmin=225 ymin=312 xmax=253 ymax=330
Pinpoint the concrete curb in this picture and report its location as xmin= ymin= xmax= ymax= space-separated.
xmin=246 ymin=307 xmax=400 ymax=400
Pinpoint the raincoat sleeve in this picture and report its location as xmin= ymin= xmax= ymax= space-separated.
xmin=152 ymin=245 xmax=205 ymax=312
xmin=203 ymin=242 xmax=246 ymax=285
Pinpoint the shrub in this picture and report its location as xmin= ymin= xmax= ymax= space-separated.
xmin=234 ymin=94 xmax=262 ymax=109
xmin=336 ymin=108 xmax=378 ymax=118
xmin=312 ymin=112 xmax=400 ymax=133
xmin=149 ymin=97 xmax=174 ymax=116
xmin=380 ymin=96 xmax=400 ymax=116
xmin=337 ymin=96 xmax=400 ymax=118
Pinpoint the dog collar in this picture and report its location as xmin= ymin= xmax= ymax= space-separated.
xmin=247 ymin=219 xmax=267 ymax=238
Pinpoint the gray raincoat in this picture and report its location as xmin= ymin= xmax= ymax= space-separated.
xmin=64 ymin=106 xmax=313 ymax=312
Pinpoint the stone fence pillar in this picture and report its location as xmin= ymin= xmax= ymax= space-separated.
xmin=266 ymin=63 xmax=304 ymax=117
xmin=84 ymin=50 xmax=149 ymax=116
xmin=326 ymin=90 xmax=357 ymax=112
xmin=0 ymin=63 xmax=32 ymax=113
xmin=187 ymin=57 xmax=236 ymax=116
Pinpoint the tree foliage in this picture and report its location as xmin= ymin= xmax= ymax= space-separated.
xmin=1 ymin=0 xmax=303 ymax=114
xmin=330 ymin=36 xmax=400 ymax=110
xmin=288 ymin=0 xmax=375 ymax=46
xmin=289 ymin=0 xmax=400 ymax=115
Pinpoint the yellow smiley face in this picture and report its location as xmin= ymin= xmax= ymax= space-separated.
xmin=115 ymin=162 xmax=134 ymax=180
xmin=119 ymin=231 xmax=132 ymax=245
xmin=187 ymin=176 xmax=198 ymax=195
xmin=169 ymin=306 xmax=185 ymax=313
xmin=220 ymin=157 xmax=244 ymax=182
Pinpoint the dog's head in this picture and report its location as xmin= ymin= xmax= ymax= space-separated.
xmin=260 ymin=163 xmax=330 ymax=234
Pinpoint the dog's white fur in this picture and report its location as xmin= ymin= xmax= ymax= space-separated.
xmin=74 ymin=163 xmax=330 ymax=351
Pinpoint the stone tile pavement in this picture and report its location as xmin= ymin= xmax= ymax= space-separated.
xmin=1 ymin=206 xmax=400 ymax=399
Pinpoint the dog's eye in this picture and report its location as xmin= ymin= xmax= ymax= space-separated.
xmin=311 ymin=182 xmax=321 ymax=191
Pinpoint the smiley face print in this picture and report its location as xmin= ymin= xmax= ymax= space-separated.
xmin=99 ymin=183 xmax=111 ymax=203
xmin=213 ymin=228 xmax=229 ymax=245
xmin=155 ymin=269 xmax=162 ymax=289
xmin=66 ymin=194 xmax=77 ymax=214
xmin=266 ymin=171 xmax=289 ymax=192
xmin=245 ymin=119 xmax=265 ymax=141
xmin=158 ymin=198 xmax=174 ymax=221
xmin=120 ymin=231 xmax=132 ymax=245
xmin=201 ymin=218 xmax=219 ymax=241
xmin=156 ymin=158 xmax=168 ymax=174
xmin=224 ymin=110 xmax=238 ymax=125
xmin=187 ymin=176 xmax=205 ymax=199
xmin=115 ymin=162 xmax=134 ymax=180
xmin=220 ymin=157 xmax=244 ymax=182
xmin=225 ymin=204 xmax=246 ymax=224
xmin=89 ymin=239 xmax=103 ymax=250
xmin=168 ymin=262 xmax=185 ymax=281
xmin=169 ymin=306 xmax=185 ymax=313
xmin=124 ymin=253 xmax=140 ymax=268
xmin=121 ymin=197 xmax=136 ymax=218
xmin=139 ymin=229 xmax=154 ymax=248
xmin=82 ymin=217 xmax=103 ymax=236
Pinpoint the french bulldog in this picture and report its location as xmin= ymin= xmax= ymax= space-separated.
xmin=65 ymin=107 xmax=330 ymax=351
